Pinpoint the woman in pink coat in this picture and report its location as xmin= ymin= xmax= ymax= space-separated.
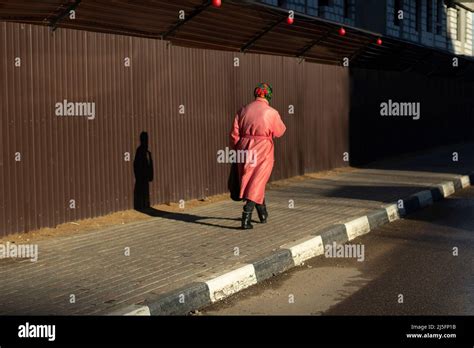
xmin=230 ymin=83 xmax=286 ymax=229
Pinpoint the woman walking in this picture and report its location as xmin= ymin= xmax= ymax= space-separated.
xmin=230 ymin=83 xmax=286 ymax=229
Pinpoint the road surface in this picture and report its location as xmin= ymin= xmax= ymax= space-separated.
xmin=204 ymin=187 xmax=474 ymax=315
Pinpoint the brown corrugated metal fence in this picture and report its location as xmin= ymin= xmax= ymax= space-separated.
xmin=349 ymin=68 xmax=474 ymax=165
xmin=0 ymin=22 xmax=350 ymax=236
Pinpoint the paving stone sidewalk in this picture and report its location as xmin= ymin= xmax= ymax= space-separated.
xmin=1 ymin=143 xmax=473 ymax=315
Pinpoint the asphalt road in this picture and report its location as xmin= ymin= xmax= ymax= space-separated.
xmin=203 ymin=187 xmax=474 ymax=315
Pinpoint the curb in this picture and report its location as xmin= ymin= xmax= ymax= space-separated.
xmin=108 ymin=173 xmax=473 ymax=316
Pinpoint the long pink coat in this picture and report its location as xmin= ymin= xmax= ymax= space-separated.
xmin=230 ymin=98 xmax=286 ymax=204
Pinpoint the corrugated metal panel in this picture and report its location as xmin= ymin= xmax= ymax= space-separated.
xmin=2 ymin=21 xmax=474 ymax=237
xmin=0 ymin=21 xmax=348 ymax=237
xmin=0 ymin=21 xmax=350 ymax=236
xmin=349 ymin=67 xmax=474 ymax=165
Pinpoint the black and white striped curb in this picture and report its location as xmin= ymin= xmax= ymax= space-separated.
xmin=109 ymin=173 xmax=474 ymax=316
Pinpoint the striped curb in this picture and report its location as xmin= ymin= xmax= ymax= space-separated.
xmin=109 ymin=173 xmax=472 ymax=316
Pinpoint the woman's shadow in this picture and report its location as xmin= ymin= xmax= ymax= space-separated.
xmin=133 ymin=131 xmax=240 ymax=230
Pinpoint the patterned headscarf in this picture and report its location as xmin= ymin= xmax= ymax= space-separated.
xmin=254 ymin=82 xmax=273 ymax=102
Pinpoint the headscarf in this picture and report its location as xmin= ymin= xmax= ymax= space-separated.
xmin=254 ymin=82 xmax=273 ymax=102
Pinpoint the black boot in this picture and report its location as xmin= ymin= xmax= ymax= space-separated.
xmin=256 ymin=204 xmax=268 ymax=223
xmin=241 ymin=212 xmax=253 ymax=230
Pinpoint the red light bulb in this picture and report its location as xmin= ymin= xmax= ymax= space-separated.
xmin=338 ymin=27 xmax=346 ymax=36
xmin=376 ymin=38 xmax=383 ymax=45
xmin=212 ymin=0 xmax=221 ymax=7
xmin=286 ymin=16 xmax=294 ymax=25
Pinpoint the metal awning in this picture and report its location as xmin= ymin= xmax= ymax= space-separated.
xmin=1 ymin=0 xmax=473 ymax=79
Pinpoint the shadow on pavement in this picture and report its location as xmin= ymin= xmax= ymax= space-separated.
xmin=354 ymin=143 xmax=474 ymax=175
xmin=136 ymin=207 xmax=242 ymax=230
xmin=272 ymin=182 xmax=429 ymax=204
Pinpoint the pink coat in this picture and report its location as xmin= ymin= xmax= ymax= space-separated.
xmin=230 ymin=98 xmax=286 ymax=204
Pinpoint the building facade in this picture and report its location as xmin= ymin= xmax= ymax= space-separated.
xmin=381 ymin=0 xmax=473 ymax=56
xmin=262 ymin=0 xmax=356 ymax=25
xmin=262 ymin=0 xmax=473 ymax=56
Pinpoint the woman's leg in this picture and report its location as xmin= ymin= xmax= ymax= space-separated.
xmin=241 ymin=200 xmax=256 ymax=229
xmin=244 ymin=200 xmax=256 ymax=212
xmin=256 ymin=198 xmax=268 ymax=223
